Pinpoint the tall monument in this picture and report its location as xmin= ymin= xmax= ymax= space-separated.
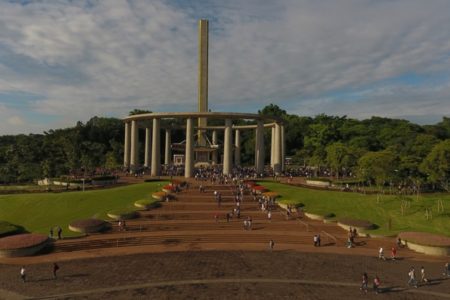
xmin=197 ymin=19 xmax=208 ymax=146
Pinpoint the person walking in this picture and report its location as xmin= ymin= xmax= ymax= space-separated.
xmin=373 ymin=275 xmax=381 ymax=294
xmin=378 ymin=247 xmax=386 ymax=260
xmin=420 ymin=266 xmax=428 ymax=284
xmin=20 ymin=266 xmax=26 ymax=283
xmin=391 ymin=246 xmax=397 ymax=260
xmin=57 ymin=226 xmax=62 ymax=240
xmin=408 ymin=267 xmax=418 ymax=288
xmin=444 ymin=262 xmax=450 ymax=277
xmin=53 ymin=263 xmax=60 ymax=279
xmin=360 ymin=272 xmax=368 ymax=293
xmin=267 ymin=211 xmax=272 ymax=222
xmin=269 ymin=239 xmax=275 ymax=252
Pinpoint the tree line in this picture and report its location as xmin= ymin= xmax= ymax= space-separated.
xmin=0 ymin=105 xmax=449 ymax=191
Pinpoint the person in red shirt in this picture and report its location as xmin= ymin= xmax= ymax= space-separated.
xmin=391 ymin=246 xmax=397 ymax=260
xmin=373 ymin=275 xmax=381 ymax=294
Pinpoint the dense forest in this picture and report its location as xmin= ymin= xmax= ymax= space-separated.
xmin=0 ymin=105 xmax=449 ymax=191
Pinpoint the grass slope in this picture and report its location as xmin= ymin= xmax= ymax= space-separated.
xmin=262 ymin=181 xmax=450 ymax=237
xmin=0 ymin=182 xmax=165 ymax=237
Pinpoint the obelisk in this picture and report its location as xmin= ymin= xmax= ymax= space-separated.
xmin=197 ymin=19 xmax=208 ymax=146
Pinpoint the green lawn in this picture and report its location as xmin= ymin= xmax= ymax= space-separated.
xmin=262 ymin=181 xmax=450 ymax=237
xmin=0 ymin=182 xmax=166 ymax=237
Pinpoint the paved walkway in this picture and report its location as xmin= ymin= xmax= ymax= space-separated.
xmin=30 ymin=278 xmax=450 ymax=300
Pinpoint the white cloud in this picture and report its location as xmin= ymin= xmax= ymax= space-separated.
xmin=0 ymin=0 xmax=449 ymax=134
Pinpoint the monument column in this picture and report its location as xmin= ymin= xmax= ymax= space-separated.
xmin=164 ymin=129 xmax=171 ymax=165
xmin=234 ymin=129 xmax=241 ymax=166
xmin=197 ymin=19 xmax=209 ymax=146
xmin=185 ymin=118 xmax=194 ymax=178
xmin=281 ymin=124 xmax=285 ymax=172
xmin=123 ymin=122 xmax=131 ymax=169
xmin=211 ymin=130 xmax=218 ymax=164
xmin=144 ymin=126 xmax=151 ymax=168
xmin=273 ymin=123 xmax=281 ymax=174
xmin=130 ymin=120 xmax=139 ymax=171
xmin=270 ymin=126 xmax=275 ymax=168
xmin=255 ymin=120 xmax=265 ymax=174
xmin=223 ymin=119 xmax=232 ymax=175
xmin=151 ymin=118 xmax=161 ymax=176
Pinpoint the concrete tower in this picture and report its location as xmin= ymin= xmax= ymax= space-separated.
xmin=197 ymin=19 xmax=208 ymax=146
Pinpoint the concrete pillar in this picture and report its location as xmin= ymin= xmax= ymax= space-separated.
xmin=197 ymin=19 xmax=209 ymax=146
xmin=281 ymin=124 xmax=285 ymax=172
xmin=130 ymin=120 xmax=139 ymax=171
xmin=144 ymin=127 xmax=151 ymax=167
xmin=234 ymin=129 xmax=241 ymax=166
xmin=151 ymin=118 xmax=161 ymax=176
xmin=185 ymin=118 xmax=194 ymax=178
xmin=223 ymin=119 xmax=232 ymax=175
xmin=270 ymin=126 xmax=275 ymax=168
xmin=211 ymin=130 xmax=218 ymax=164
xmin=273 ymin=123 xmax=281 ymax=174
xmin=164 ymin=129 xmax=171 ymax=165
xmin=123 ymin=122 xmax=131 ymax=169
xmin=255 ymin=120 xmax=265 ymax=174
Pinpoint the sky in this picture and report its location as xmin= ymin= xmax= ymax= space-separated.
xmin=0 ymin=0 xmax=450 ymax=135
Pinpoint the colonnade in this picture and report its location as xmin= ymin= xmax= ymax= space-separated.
xmin=123 ymin=116 xmax=285 ymax=178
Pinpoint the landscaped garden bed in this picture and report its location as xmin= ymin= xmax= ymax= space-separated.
xmin=68 ymin=219 xmax=110 ymax=233
xmin=337 ymin=218 xmax=376 ymax=236
xmin=162 ymin=185 xmax=175 ymax=193
xmin=152 ymin=191 xmax=169 ymax=200
xmin=398 ymin=232 xmax=450 ymax=256
xmin=107 ymin=209 xmax=139 ymax=220
xmin=134 ymin=199 xmax=161 ymax=209
xmin=0 ymin=233 xmax=49 ymax=257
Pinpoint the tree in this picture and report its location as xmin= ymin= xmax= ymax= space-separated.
xmin=325 ymin=142 xmax=357 ymax=178
xmin=420 ymin=139 xmax=450 ymax=191
xmin=357 ymin=150 xmax=398 ymax=188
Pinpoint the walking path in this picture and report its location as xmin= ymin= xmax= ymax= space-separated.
xmin=30 ymin=278 xmax=450 ymax=300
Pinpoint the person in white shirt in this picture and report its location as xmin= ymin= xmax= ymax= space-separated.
xmin=20 ymin=266 xmax=26 ymax=283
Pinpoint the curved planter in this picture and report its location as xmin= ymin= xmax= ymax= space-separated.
xmin=278 ymin=203 xmax=298 ymax=213
xmin=152 ymin=192 xmax=168 ymax=201
xmin=134 ymin=200 xmax=160 ymax=210
xmin=0 ymin=234 xmax=49 ymax=257
xmin=304 ymin=212 xmax=325 ymax=221
xmin=305 ymin=180 xmax=330 ymax=187
xmin=107 ymin=211 xmax=138 ymax=220
xmin=404 ymin=241 xmax=450 ymax=256
xmin=399 ymin=232 xmax=450 ymax=256
xmin=337 ymin=219 xmax=376 ymax=237
xmin=68 ymin=219 xmax=109 ymax=233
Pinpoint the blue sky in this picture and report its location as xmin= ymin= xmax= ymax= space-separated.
xmin=0 ymin=0 xmax=450 ymax=134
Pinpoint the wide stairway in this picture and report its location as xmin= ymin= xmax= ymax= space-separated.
xmin=52 ymin=180 xmax=418 ymax=258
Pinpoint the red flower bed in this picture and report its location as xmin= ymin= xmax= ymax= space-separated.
xmin=253 ymin=185 xmax=267 ymax=191
xmin=0 ymin=233 xmax=48 ymax=250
